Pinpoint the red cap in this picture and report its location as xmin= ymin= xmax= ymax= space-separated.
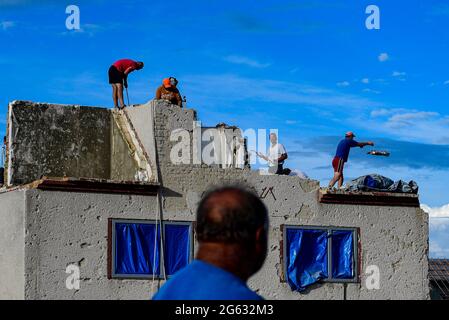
xmin=345 ymin=131 xmax=355 ymax=137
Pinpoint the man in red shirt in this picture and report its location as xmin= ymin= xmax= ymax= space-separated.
xmin=108 ymin=59 xmax=144 ymax=109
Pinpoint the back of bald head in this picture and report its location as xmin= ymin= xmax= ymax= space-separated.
xmin=196 ymin=186 xmax=268 ymax=244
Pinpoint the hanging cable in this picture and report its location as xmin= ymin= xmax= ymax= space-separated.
xmin=149 ymin=101 xmax=167 ymax=297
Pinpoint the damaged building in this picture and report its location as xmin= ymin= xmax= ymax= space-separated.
xmin=0 ymin=100 xmax=429 ymax=300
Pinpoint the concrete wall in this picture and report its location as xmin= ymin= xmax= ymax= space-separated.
xmin=245 ymin=174 xmax=429 ymax=300
xmin=140 ymin=101 xmax=430 ymax=300
xmin=7 ymin=101 xmax=112 ymax=185
xmin=1 ymin=178 xmax=428 ymax=300
xmin=0 ymin=100 xmax=429 ymax=300
xmin=6 ymin=101 xmax=155 ymax=184
xmin=124 ymin=102 xmax=158 ymax=179
xmin=110 ymin=115 xmax=141 ymax=181
xmin=0 ymin=190 xmax=26 ymax=299
xmin=22 ymin=189 xmax=161 ymax=299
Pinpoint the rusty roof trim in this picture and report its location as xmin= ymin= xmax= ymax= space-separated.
xmin=22 ymin=176 xmax=159 ymax=196
xmin=318 ymin=189 xmax=420 ymax=207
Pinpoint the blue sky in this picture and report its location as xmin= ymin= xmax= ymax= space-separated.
xmin=1 ymin=0 xmax=448 ymax=257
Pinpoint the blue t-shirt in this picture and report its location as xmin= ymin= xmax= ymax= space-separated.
xmin=335 ymin=138 xmax=358 ymax=162
xmin=152 ymin=260 xmax=263 ymax=300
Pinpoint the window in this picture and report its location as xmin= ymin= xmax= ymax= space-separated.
xmin=283 ymin=225 xmax=358 ymax=292
xmin=109 ymin=219 xmax=193 ymax=279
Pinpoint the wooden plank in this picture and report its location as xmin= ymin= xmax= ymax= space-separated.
xmin=318 ymin=190 xmax=420 ymax=207
xmin=30 ymin=177 xmax=159 ymax=196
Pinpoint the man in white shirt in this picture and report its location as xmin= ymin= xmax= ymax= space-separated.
xmin=258 ymin=133 xmax=290 ymax=175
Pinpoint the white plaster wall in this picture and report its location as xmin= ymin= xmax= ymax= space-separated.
xmin=23 ymin=189 xmax=170 ymax=300
xmin=0 ymin=190 xmax=26 ymax=299
xmin=244 ymin=173 xmax=429 ymax=300
xmin=19 ymin=173 xmax=428 ymax=300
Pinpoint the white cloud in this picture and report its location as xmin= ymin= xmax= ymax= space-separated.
xmin=362 ymin=88 xmax=380 ymax=94
xmin=423 ymin=204 xmax=449 ymax=258
xmin=378 ymin=53 xmax=389 ymax=62
xmin=388 ymin=111 xmax=439 ymax=123
xmin=0 ymin=21 xmax=15 ymax=30
xmin=430 ymin=242 xmax=449 ymax=258
xmin=336 ymin=81 xmax=350 ymax=87
xmin=290 ymin=67 xmax=300 ymax=74
xmin=366 ymin=108 xmax=449 ymax=144
xmin=370 ymin=107 xmax=415 ymax=118
xmin=60 ymin=23 xmax=103 ymax=37
xmin=361 ymin=78 xmax=370 ymax=84
xmin=422 ymin=203 xmax=449 ymax=218
xmin=223 ymin=55 xmax=271 ymax=68
xmin=184 ymin=74 xmax=381 ymax=110
xmin=392 ymin=71 xmax=406 ymax=82
xmin=392 ymin=71 xmax=406 ymax=77
xmin=370 ymin=108 xmax=394 ymax=117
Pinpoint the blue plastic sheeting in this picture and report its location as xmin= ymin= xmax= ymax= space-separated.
xmin=164 ymin=224 xmax=191 ymax=276
xmin=115 ymin=222 xmax=160 ymax=275
xmin=286 ymin=228 xmax=328 ymax=292
xmin=331 ymin=230 xmax=354 ymax=279
xmin=346 ymin=174 xmax=418 ymax=194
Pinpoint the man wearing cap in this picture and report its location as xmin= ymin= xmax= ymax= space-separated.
xmin=155 ymin=77 xmax=183 ymax=107
xmin=108 ymin=59 xmax=144 ymax=109
xmin=328 ymin=132 xmax=374 ymax=189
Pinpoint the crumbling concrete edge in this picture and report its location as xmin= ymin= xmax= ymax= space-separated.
xmin=111 ymin=110 xmax=155 ymax=183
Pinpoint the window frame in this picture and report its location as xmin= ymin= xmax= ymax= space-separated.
xmin=282 ymin=225 xmax=359 ymax=284
xmin=109 ymin=218 xmax=194 ymax=280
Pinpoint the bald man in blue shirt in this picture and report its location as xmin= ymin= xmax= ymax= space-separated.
xmin=153 ymin=186 xmax=268 ymax=300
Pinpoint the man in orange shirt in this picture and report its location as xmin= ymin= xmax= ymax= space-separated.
xmin=108 ymin=59 xmax=144 ymax=109
xmin=155 ymin=77 xmax=183 ymax=107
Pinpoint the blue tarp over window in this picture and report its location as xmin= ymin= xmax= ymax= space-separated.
xmin=164 ymin=224 xmax=191 ymax=276
xmin=114 ymin=221 xmax=192 ymax=277
xmin=115 ymin=222 xmax=160 ymax=275
xmin=286 ymin=229 xmax=328 ymax=292
xmin=331 ymin=230 xmax=354 ymax=279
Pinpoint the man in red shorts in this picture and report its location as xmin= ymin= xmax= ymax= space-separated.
xmin=328 ymin=131 xmax=374 ymax=189
xmin=108 ymin=59 xmax=144 ymax=109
